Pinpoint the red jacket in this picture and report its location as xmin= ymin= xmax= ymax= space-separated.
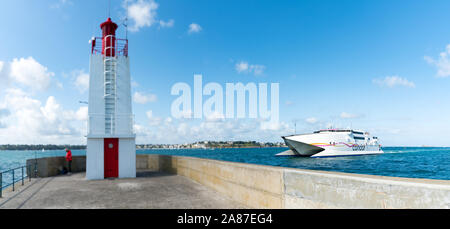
xmin=65 ymin=150 xmax=72 ymax=161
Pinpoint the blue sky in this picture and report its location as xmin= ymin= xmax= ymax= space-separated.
xmin=1 ymin=0 xmax=450 ymax=146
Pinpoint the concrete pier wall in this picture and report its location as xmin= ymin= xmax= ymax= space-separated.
xmin=28 ymin=155 xmax=450 ymax=208
xmin=26 ymin=156 xmax=86 ymax=178
xmin=283 ymin=169 xmax=450 ymax=208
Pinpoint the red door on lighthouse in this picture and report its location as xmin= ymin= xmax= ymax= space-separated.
xmin=104 ymin=138 xmax=119 ymax=178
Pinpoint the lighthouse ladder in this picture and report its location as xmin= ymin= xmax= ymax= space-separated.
xmin=104 ymin=35 xmax=117 ymax=135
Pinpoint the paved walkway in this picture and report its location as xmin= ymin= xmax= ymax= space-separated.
xmin=0 ymin=171 xmax=245 ymax=209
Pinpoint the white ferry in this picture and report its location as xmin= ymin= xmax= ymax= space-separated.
xmin=277 ymin=129 xmax=383 ymax=158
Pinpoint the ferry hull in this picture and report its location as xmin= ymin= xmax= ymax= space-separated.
xmin=281 ymin=136 xmax=325 ymax=156
xmin=311 ymin=150 xmax=384 ymax=158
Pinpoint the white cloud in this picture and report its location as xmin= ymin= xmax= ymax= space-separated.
xmin=340 ymin=112 xmax=363 ymax=119
xmin=0 ymin=108 xmax=10 ymax=128
xmin=159 ymin=19 xmax=174 ymax=28
xmin=0 ymin=108 xmax=10 ymax=117
xmin=146 ymin=110 xmax=162 ymax=126
xmin=188 ymin=23 xmax=202 ymax=34
xmin=41 ymin=96 xmax=61 ymax=122
xmin=125 ymin=0 xmax=173 ymax=32
xmin=250 ymin=65 xmax=266 ymax=76
xmin=285 ymin=100 xmax=293 ymax=106
xmin=9 ymin=57 xmax=55 ymax=91
xmin=259 ymin=121 xmax=289 ymax=131
xmin=131 ymin=80 xmax=140 ymax=88
xmin=205 ymin=111 xmax=225 ymax=122
xmin=0 ymin=61 xmax=6 ymax=84
xmin=305 ymin=117 xmax=318 ymax=124
xmin=235 ymin=61 xmax=249 ymax=73
xmin=372 ymin=76 xmax=415 ymax=88
xmin=133 ymin=91 xmax=157 ymax=104
xmin=75 ymin=106 xmax=88 ymax=121
xmin=50 ymin=0 xmax=73 ymax=9
xmin=73 ymin=70 xmax=89 ymax=93
xmin=133 ymin=123 xmax=147 ymax=135
xmin=424 ymin=44 xmax=450 ymax=77
xmin=127 ymin=0 xmax=159 ymax=32
xmin=56 ymin=80 xmax=64 ymax=89
xmin=0 ymin=88 xmax=86 ymax=143
xmin=235 ymin=61 xmax=266 ymax=76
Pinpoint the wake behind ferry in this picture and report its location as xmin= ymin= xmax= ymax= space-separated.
xmin=277 ymin=129 xmax=383 ymax=158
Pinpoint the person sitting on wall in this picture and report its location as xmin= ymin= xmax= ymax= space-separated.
xmin=65 ymin=148 xmax=73 ymax=175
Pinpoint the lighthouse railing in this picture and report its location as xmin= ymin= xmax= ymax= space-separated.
xmin=91 ymin=37 xmax=128 ymax=57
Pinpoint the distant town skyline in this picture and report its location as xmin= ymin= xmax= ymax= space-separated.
xmin=0 ymin=140 xmax=287 ymax=151
xmin=1 ymin=0 xmax=450 ymax=146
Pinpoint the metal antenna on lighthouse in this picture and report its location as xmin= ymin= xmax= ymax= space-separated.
xmin=108 ymin=0 xmax=111 ymax=18
xmin=125 ymin=0 xmax=129 ymax=40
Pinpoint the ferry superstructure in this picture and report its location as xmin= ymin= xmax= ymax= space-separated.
xmin=277 ymin=129 xmax=383 ymax=158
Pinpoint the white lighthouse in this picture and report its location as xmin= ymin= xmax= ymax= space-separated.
xmin=86 ymin=18 xmax=136 ymax=180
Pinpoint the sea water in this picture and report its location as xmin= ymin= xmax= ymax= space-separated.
xmin=0 ymin=150 xmax=85 ymax=188
xmin=0 ymin=147 xmax=449 ymax=187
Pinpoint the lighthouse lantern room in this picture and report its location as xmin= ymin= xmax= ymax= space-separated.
xmin=86 ymin=18 xmax=136 ymax=180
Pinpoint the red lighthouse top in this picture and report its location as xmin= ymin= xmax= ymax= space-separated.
xmin=100 ymin=18 xmax=118 ymax=37
xmin=91 ymin=18 xmax=128 ymax=57
xmin=101 ymin=18 xmax=118 ymax=57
